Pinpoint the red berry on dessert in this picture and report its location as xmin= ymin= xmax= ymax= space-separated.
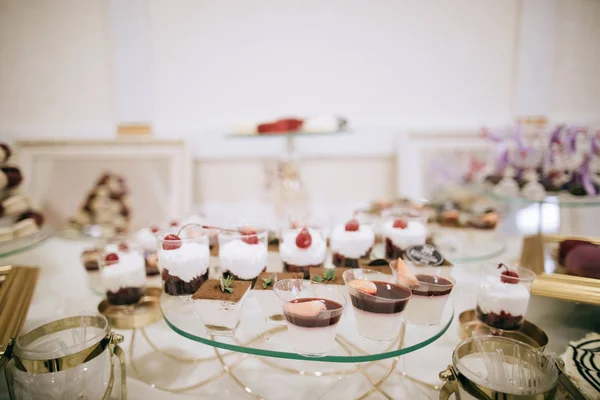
xmin=241 ymin=229 xmax=259 ymax=245
xmin=118 ymin=242 xmax=129 ymax=251
xmin=170 ymin=221 xmax=179 ymax=227
xmin=393 ymin=219 xmax=408 ymax=229
xmin=498 ymin=263 xmax=519 ymax=284
xmin=348 ymin=279 xmax=377 ymax=295
xmin=150 ymin=225 xmax=160 ymax=233
xmin=105 ymin=253 xmax=119 ymax=266
xmin=345 ymin=219 xmax=360 ymax=232
xmin=295 ymin=228 xmax=312 ymax=249
xmin=162 ymin=234 xmax=182 ymax=250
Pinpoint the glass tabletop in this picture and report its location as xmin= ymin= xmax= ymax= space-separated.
xmin=0 ymin=227 xmax=53 ymax=258
xmin=161 ymin=289 xmax=454 ymax=363
xmin=487 ymin=191 xmax=600 ymax=208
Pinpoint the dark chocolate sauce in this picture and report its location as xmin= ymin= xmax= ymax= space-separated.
xmin=284 ymin=298 xmax=343 ymax=328
xmin=350 ymin=281 xmax=411 ymax=314
xmin=410 ymin=274 xmax=453 ymax=296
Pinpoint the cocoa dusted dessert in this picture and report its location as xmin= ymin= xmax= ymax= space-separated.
xmin=330 ymin=219 xmax=375 ymax=268
xmin=309 ymin=267 xmax=349 ymax=285
xmin=280 ymin=227 xmax=327 ymax=278
xmin=192 ymin=277 xmax=251 ymax=336
xmin=0 ymin=166 xmax=23 ymax=190
xmin=157 ymin=232 xmax=210 ymax=296
xmin=253 ymin=272 xmax=303 ymax=323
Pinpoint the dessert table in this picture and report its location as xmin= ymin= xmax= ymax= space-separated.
xmin=1 ymin=235 xmax=598 ymax=399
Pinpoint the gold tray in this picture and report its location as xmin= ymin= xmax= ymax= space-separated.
xmin=521 ymin=234 xmax=600 ymax=306
xmin=98 ymin=287 xmax=162 ymax=329
xmin=458 ymin=309 xmax=548 ymax=350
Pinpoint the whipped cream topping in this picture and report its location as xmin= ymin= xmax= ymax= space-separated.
xmin=158 ymin=241 xmax=210 ymax=282
xmin=383 ymin=220 xmax=426 ymax=250
xmin=330 ymin=225 xmax=374 ymax=258
xmin=279 ymin=228 xmax=327 ymax=266
xmin=101 ymin=251 xmax=146 ymax=292
xmin=134 ymin=228 xmax=158 ymax=252
xmin=477 ymin=276 xmax=530 ymax=316
xmin=219 ymin=239 xmax=268 ymax=279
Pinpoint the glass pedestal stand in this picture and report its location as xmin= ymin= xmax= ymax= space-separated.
xmin=122 ymin=292 xmax=454 ymax=399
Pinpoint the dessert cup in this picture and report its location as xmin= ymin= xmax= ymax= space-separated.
xmin=343 ymin=269 xmax=411 ymax=341
xmin=476 ymin=263 xmax=536 ymax=331
xmin=273 ymin=279 xmax=346 ymax=357
xmin=253 ymin=271 xmax=304 ymax=324
xmin=330 ymin=217 xmax=375 ymax=268
xmin=279 ymin=226 xmax=327 ymax=278
xmin=218 ymin=227 xmax=268 ymax=286
xmin=401 ymin=272 xmax=454 ymax=325
xmin=192 ymin=278 xmax=251 ymax=336
xmin=133 ymin=225 xmax=160 ymax=253
xmin=156 ymin=227 xmax=210 ymax=296
xmin=99 ymin=241 xmax=146 ymax=305
xmin=382 ymin=207 xmax=427 ymax=260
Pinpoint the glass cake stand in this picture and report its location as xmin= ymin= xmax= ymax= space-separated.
xmin=154 ymin=288 xmax=453 ymax=399
xmin=428 ymin=227 xmax=507 ymax=264
xmin=0 ymin=227 xmax=53 ymax=258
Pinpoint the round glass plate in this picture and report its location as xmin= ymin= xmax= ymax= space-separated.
xmin=0 ymin=227 xmax=53 ymax=258
xmin=161 ymin=289 xmax=454 ymax=363
xmin=486 ymin=191 xmax=600 ymax=209
xmin=429 ymin=227 xmax=506 ymax=264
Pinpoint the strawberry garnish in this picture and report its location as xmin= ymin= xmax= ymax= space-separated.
xmin=162 ymin=234 xmax=182 ymax=250
xmin=150 ymin=225 xmax=160 ymax=233
xmin=295 ymin=228 xmax=312 ymax=249
xmin=498 ymin=263 xmax=519 ymax=284
xmin=348 ymin=280 xmax=377 ymax=295
xmin=345 ymin=219 xmax=360 ymax=232
xmin=393 ymin=219 xmax=408 ymax=229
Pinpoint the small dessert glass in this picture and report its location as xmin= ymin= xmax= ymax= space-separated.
xmin=98 ymin=241 xmax=146 ymax=305
xmin=401 ymin=272 xmax=455 ymax=326
xmin=476 ymin=263 xmax=536 ymax=331
xmin=330 ymin=216 xmax=376 ymax=268
xmin=218 ymin=226 xmax=268 ymax=286
xmin=343 ymin=269 xmax=412 ymax=341
xmin=156 ymin=227 xmax=211 ymax=296
xmin=273 ymin=279 xmax=346 ymax=357
xmin=382 ymin=207 xmax=428 ymax=260
xmin=279 ymin=226 xmax=327 ymax=279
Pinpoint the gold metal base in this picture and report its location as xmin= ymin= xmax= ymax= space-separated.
xmin=98 ymin=287 xmax=162 ymax=330
xmin=458 ymin=309 xmax=548 ymax=350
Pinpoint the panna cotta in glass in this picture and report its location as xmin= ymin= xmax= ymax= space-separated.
xmin=330 ymin=218 xmax=375 ymax=268
xmin=99 ymin=241 xmax=146 ymax=305
xmin=274 ymin=279 xmax=346 ymax=357
xmin=343 ymin=269 xmax=412 ymax=341
xmin=253 ymin=271 xmax=304 ymax=323
xmin=219 ymin=227 xmax=268 ymax=286
xmin=280 ymin=227 xmax=327 ymax=278
xmin=382 ymin=208 xmax=427 ymax=260
xmin=192 ymin=277 xmax=251 ymax=336
xmin=476 ymin=263 xmax=535 ymax=330
xmin=156 ymin=228 xmax=210 ymax=296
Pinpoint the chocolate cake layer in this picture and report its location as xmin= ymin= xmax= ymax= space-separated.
xmin=107 ymin=287 xmax=144 ymax=305
xmin=411 ymin=274 xmax=453 ymax=296
xmin=384 ymin=239 xmax=404 ymax=260
xmin=162 ymin=268 xmax=209 ymax=295
xmin=284 ymin=298 xmax=343 ymax=328
xmin=350 ymin=281 xmax=411 ymax=314
xmin=283 ymin=262 xmax=322 ymax=279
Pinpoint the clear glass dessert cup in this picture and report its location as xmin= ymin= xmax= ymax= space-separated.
xmin=218 ymin=226 xmax=268 ymax=286
xmin=273 ymin=279 xmax=346 ymax=357
xmin=381 ymin=207 xmax=428 ymax=260
xmin=476 ymin=263 xmax=536 ymax=331
xmin=400 ymin=271 xmax=455 ymax=326
xmin=156 ymin=228 xmax=211 ymax=296
xmin=98 ymin=240 xmax=146 ymax=306
xmin=279 ymin=225 xmax=327 ymax=278
xmin=342 ymin=269 xmax=412 ymax=341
